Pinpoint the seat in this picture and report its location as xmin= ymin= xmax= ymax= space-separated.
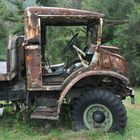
xmin=43 ymin=62 xmax=65 ymax=76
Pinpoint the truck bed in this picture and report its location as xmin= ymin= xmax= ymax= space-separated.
xmin=0 ymin=61 xmax=17 ymax=81
xmin=0 ymin=62 xmax=7 ymax=74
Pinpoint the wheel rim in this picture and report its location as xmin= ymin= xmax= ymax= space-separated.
xmin=83 ymin=104 xmax=113 ymax=131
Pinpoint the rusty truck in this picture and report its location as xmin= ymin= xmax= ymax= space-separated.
xmin=0 ymin=7 xmax=134 ymax=132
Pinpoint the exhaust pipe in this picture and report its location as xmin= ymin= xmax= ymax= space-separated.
xmin=0 ymin=108 xmax=4 ymax=116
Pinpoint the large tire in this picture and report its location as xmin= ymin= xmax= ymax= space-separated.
xmin=71 ymin=88 xmax=127 ymax=132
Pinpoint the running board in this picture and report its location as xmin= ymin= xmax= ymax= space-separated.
xmin=31 ymin=106 xmax=59 ymax=120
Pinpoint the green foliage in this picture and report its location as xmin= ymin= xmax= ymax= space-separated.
xmin=82 ymin=0 xmax=134 ymax=19
xmin=111 ymin=3 xmax=140 ymax=86
xmin=45 ymin=26 xmax=86 ymax=64
xmin=7 ymin=0 xmax=24 ymax=35
xmin=81 ymin=0 xmax=135 ymax=43
xmin=36 ymin=0 xmax=82 ymax=9
xmin=0 ymin=0 xmax=9 ymax=60
xmin=36 ymin=0 xmax=57 ymax=6
xmin=0 ymin=0 xmax=24 ymax=60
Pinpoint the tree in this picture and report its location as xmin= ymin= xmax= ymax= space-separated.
xmin=36 ymin=0 xmax=82 ymax=9
xmin=36 ymin=0 xmax=57 ymax=6
xmin=0 ymin=0 xmax=9 ymax=59
xmin=6 ymin=0 xmax=24 ymax=35
xmin=81 ymin=0 xmax=135 ymax=43
xmin=0 ymin=0 xmax=24 ymax=59
xmin=111 ymin=2 xmax=140 ymax=86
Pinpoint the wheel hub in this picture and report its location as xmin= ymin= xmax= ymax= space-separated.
xmin=93 ymin=110 xmax=105 ymax=123
xmin=83 ymin=104 xmax=113 ymax=131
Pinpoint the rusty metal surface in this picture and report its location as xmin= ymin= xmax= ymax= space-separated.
xmin=7 ymin=35 xmax=18 ymax=73
xmin=27 ymin=85 xmax=61 ymax=91
xmin=0 ymin=74 xmax=10 ymax=81
xmin=101 ymin=46 xmax=120 ymax=54
xmin=24 ymin=7 xmax=104 ymax=40
xmin=25 ymin=7 xmax=104 ymax=17
xmin=0 ymin=71 xmax=17 ymax=81
xmin=57 ymin=48 xmax=128 ymax=114
xmin=90 ymin=44 xmax=120 ymax=54
xmin=31 ymin=106 xmax=58 ymax=120
xmin=17 ymin=36 xmax=25 ymax=67
xmin=31 ymin=111 xmax=58 ymax=120
xmin=25 ymin=45 xmax=42 ymax=88
xmin=99 ymin=49 xmax=127 ymax=74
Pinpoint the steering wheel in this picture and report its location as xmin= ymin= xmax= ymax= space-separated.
xmin=63 ymin=33 xmax=79 ymax=54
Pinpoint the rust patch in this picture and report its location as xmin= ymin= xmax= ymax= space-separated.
xmin=101 ymin=45 xmax=120 ymax=54
xmin=26 ymin=54 xmax=33 ymax=62
xmin=25 ymin=45 xmax=42 ymax=88
xmin=99 ymin=49 xmax=127 ymax=74
xmin=0 ymin=74 xmax=10 ymax=81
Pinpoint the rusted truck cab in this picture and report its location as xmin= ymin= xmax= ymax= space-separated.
xmin=0 ymin=7 xmax=134 ymax=132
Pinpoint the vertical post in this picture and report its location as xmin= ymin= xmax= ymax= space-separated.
xmin=25 ymin=45 xmax=42 ymax=89
xmin=96 ymin=18 xmax=103 ymax=52
xmin=90 ymin=18 xmax=103 ymax=65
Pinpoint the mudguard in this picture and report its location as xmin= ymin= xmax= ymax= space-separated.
xmin=57 ymin=67 xmax=129 ymax=114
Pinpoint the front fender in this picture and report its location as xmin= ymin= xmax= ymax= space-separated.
xmin=57 ymin=67 xmax=129 ymax=114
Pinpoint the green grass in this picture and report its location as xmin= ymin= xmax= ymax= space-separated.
xmin=0 ymin=88 xmax=140 ymax=140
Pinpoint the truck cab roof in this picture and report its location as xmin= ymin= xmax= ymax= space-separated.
xmin=24 ymin=7 xmax=104 ymax=26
